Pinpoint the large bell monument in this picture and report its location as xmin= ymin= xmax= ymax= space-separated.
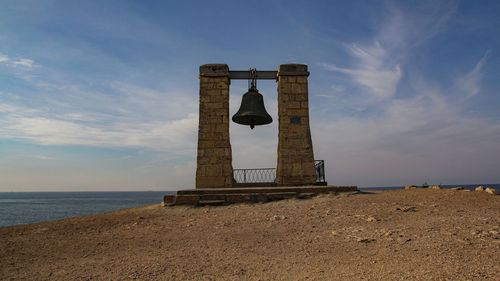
xmin=163 ymin=64 xmax=357 ymax=205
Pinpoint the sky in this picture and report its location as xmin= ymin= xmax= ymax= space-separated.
xmin=1 ymin=0 xmax=499 ymax=191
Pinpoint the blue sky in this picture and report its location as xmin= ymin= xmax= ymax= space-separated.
xmin=1 ymin=0 xmax=499 ymax=191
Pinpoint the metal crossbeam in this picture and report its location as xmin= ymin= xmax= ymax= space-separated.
xmin=229 ymin=70 xmax=277 ymax=80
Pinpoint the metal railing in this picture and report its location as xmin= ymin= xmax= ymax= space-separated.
xmin=233 ymin=160 xmax=326 ymax=185
xmin=233 ymin=168 xmax=276 ymax=184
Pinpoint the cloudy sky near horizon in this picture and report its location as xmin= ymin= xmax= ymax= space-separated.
xmin=1 ymin=0 xmax=499 ymax=191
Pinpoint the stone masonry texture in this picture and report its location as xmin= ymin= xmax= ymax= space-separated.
xmin=275 ymin=64 xmax=316 ymax=185
xmin=196 ymin=64 xmax=234 ymax=188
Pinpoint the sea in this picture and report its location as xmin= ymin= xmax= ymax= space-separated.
xmin=0 ymin=191 xmax=173 ymax=228
xmin=1 ymin=184 xmax=499 ymax=228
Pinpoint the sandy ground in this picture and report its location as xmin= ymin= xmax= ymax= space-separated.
xmin=1 ymin=189 xmax=499 ymax=280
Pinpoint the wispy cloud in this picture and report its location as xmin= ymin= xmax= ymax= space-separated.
xmin=454 ymin=51 xmax=490 ymax=99
xmin=313 ymin=73 xmax=500 ymax=186
xmin=32 ymin=154 xmax=56 ymax=160
xmin=0 ymin=53 xmax=9 ymax=63
xmin=0 ymin=77 xmax=199 ymax=156
xmin=320 ymin=41 xmax=402 ymax=100
xmin=0 ymin=51 xmax=37 ymax=68
xmin=318 ymin=1 xmax=459 ymax=103
xmin=3 ymin=114 xmax=197 ymax=151
xmin=310 ymin=1 xmax=498 ymax=186
xmin=11 ymin=58 xmax=36 ymax=68
xmin=380 ymin=1 xmax=458 ymax=51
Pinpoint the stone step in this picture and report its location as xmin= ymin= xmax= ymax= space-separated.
xmin=197 ymin=200 xmax=227 ymax=206
xmin=200 ymin=194 xmax=226 ymax=201
xmin=164 ymin=185 xmax=358 ymax=206
xmin=177 ymin=185 xmax=357 ymax=196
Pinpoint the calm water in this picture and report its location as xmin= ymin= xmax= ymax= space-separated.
xmin=1 ymin=185 xmax=499 ymax=227
xmin=0 ymin=191 xmax=173 ymax=227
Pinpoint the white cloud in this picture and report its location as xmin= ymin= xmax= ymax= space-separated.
xmin=379 ymin=1 xmax=458 ymax=51
xmin=0 ymin=51 xmax=37 ymax=68
xmin=2 ymin=114 xmax=198 ymax=153
xmin=32 ymin=154 xmax=56 ymax=160
xmin=320 ymin=42 xmax=402 ymax=100
xmin=0 ymin=80 xmax=199 ymax=156
xmin=11 ymin=58 xmax=36 ymax=68
xmin=0 ymin=102 xmax=40 ymax=114
xmin=312 ymin=92 xmax=500 ymax=186
xmin=319 ymin=1 xmax=459 ymax=103
xmin=454 ymin=51 xmax=489 ymax=99
xmin=0 ymin=103 xmax=19 ymax=113
xmin=311 ymin=1 xmax=499 ymax=186
xmin=0 ymin=53 xmax=9 ymax=63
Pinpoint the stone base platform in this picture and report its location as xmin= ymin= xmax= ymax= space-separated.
xmin=163 ymin=185 xmax=358 ymax=206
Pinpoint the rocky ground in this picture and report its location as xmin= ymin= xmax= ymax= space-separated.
xmin=1 ymin=189 xmax=499 ymax=280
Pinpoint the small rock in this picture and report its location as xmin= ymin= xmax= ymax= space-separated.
xmin=325 ymin=209 xmax=335 ymax=215
xmin=34 ymin=227 xmax=49 ymax=233
xmin=271 ymin=215 xmax=287 ymax=221
xmin=471 ymin=230 xmax=481 ymax=236
xmin=485 ymin=188 xmax=500 ymax=195
xmin=476 ymin=186 xmax=485 ymax=192
xmin=396 ymin=206 xmax=417 ymax=212
xmin=489 ymin=230 xmax=499 ymax=236
xmin=331 ymin=231 xmax=339 ymax=236
xmin=366 ymin=217 xmax=379 ymax=222
xmin=396 ymin=237 xmax=412 ymax=243
xmin=137 ymin=216 xmax=144 ymax=220
xmin=405 ymin=185 xmax=417 ymax=190
xmin=451 ymin=187 xmax=464 ymax=190
xmin=357 ymin=238 xmax=376 ymax=243
xmin=383 ymin=231 xmax=393 ymax=237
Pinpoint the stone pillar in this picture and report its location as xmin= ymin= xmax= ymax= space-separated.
xmin=196 ymin=64 xmax=234 ymax=188
xmin=275 ymin=64 xmax=316 ymax=186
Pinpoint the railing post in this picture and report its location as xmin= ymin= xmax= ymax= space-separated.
xmin=322 ymin=160 xmax=326 ymax=183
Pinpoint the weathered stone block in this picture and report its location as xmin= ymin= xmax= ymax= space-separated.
xmin=197 ymin=176 xmax=226 ymax=188
xmin=288 ymin=101 xmax=301 ymax=109
xmin=226 ymin=193 xmax=252 ymax=203
xmin=174 ymin=195 xmax=201 ymax=204
xmin=163 ymin=195 xmax=176 ymax=204
xmin=278 ymin=64 xmax=309 ymax=76
xmin=199 ymin=64 xmax=230 ymax=77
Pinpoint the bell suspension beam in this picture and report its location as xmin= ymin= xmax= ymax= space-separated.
xmin=229 ymin=70 xmax=277 ymax=80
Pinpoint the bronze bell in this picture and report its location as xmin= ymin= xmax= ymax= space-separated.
xmin=232 ymin=85 xmax=272 ymax=129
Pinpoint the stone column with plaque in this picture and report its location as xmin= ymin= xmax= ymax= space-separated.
xmin=275 ymin=64 xmax=316 ymax=185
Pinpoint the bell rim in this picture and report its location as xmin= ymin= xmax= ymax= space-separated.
xmin=232 ymin=114 xmax=273 ymax=126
